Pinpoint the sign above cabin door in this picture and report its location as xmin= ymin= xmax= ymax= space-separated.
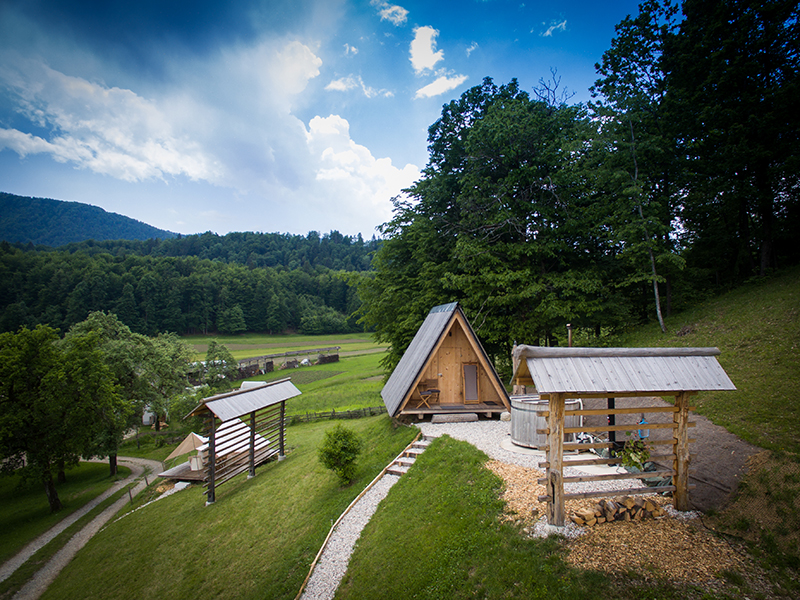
xmin=463 ymin=363 xmax=479 ymax=404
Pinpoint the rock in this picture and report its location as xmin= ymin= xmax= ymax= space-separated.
xmin=500 ymin=411 xmax=511 ymax=422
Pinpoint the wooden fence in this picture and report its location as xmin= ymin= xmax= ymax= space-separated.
xmin=290 ymin=406 xmax=387 ymax=423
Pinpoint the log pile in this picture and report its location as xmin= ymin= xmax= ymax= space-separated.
xmin=570 ymin=496 xmax=667 ymax=526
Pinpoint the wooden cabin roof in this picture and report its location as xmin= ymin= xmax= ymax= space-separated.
xmin=381 ymin=302 xmax=508 ymax=416
xmin=512 ymin=346 xmax=736 ymax=396
xmin=187 ymin=378 xmax=301 ymax=422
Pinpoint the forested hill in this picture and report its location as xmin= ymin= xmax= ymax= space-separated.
xmin=60 ymin=230 xmax=381 ymax=272
xmin=0 ymin=193 xmax=177 ymax=246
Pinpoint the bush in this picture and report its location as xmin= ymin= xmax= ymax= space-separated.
xmin=318 ymin=423 xmax=363 ymax=484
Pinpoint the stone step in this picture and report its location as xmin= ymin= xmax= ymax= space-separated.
xmin=396 ymin=456 xmax=416 ymax=467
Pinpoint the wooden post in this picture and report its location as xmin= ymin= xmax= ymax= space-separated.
xmin=249 ymin=410 xmax=256 ymax=478
xmin=279 ymin=401 xmax=286 ymax=461
xmin=207 ymin=415 xmax=217 ymax=505
xmin=673 ymin=391 xmax=691 ymax=510
xmin=546 ymin=393 xmax=566 ymax=526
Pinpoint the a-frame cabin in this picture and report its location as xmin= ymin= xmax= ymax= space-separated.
xmin=381 ymin=302 xmax=510 ymax=419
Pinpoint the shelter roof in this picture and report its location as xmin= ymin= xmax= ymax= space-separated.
xmin=512 ymin=346 xmax=736 ymax=395
xmin=187 ymin=378 xmax=301 ymax=422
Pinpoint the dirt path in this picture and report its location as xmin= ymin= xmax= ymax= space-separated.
xmin=2 ymin=456 xmax=163 ymax=600
xmin=579 ymin=396 xmax=762 ymax=511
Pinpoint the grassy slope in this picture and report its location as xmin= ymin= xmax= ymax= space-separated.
xmin=0 ymin=462 xmax=131 ymax=563
xmin=609 ymin=266 xmax=800 ymax=453
xmin=41 ymin=415 xmax=416 ymax=600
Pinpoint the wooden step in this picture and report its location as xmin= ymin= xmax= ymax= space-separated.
xmin=387 ymin=464 xmax=410 ymax=476
xmin=404 ymin=447 xmax=426 ymax=457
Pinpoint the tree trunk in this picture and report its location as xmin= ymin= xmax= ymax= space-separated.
xmin=44 ymin=471 xmax=63 ymax=513
xmin=154 ymin=414 xmax=161 ymax=432
xmin=109 ymin=453 xmax=118 ymax=477
xmin=57 ymin=458 xmax=66 ymax=484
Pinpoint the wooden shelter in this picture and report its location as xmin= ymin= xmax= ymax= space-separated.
xmin=382 ymin=303 xmax=510 ymax=418
xmin=187 ymin=378 xmax=301 ymax=504
xmin=511 ymin=346 xmax=736 ymax=526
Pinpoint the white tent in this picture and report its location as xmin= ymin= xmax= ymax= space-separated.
xmin=165 ymin=432 xmax=208 ymax=462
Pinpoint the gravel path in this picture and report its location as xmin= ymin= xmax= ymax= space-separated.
xmin=300 ymin=474 xmax=400 ymax=600
xmin=3 ymin=456 xmax=163 ymax=600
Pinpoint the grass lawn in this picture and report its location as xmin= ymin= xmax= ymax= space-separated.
xmin=0 ymin=462 xmax=131 ymax=564
xmin=608 ymin=265 xmax=800 ymax=453
xmin=41 ymin=415 xmax=417 ymax=600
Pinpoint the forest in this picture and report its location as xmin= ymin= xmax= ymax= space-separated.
xmin=0 ymin=230 xmax=377 ymax=336
xmin=1 ymin=0 xmax=798 ymax=357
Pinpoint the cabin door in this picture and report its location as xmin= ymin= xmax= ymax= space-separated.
xmin=463 ymin=364 xmax=479 ymax=404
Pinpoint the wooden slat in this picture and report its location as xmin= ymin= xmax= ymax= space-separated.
xmin=537 ymin=422 xmax=696 ymax=435
xmin=539 ymin=454 xmax=677 ymax=468
xmin=538 ymin=438 xmax=694 ymax=451
xmin=535 ymin=406 xmax=681 ymax=418
xmin=538 ymin=485 xmax=677 ymax=502
xmin=537 ymin=470 xmax=674 ymax=485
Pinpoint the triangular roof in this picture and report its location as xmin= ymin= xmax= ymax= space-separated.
xmin=381 ymin=302 xmax=508 ymax=416
xmin=512 ymin=346 xmax=736 ymax=396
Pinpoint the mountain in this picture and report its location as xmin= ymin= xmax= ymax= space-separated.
xmin=0 ymin=192 xmax=177 ymax=246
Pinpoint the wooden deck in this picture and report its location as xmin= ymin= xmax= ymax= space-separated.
xmin=400 ymin=402 xmax=506 ymax=418
xmin=158 ymin=461 xmax=206 ymax=482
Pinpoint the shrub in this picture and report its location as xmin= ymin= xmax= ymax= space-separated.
xmin=318 ymin=423 xmax=363 ymax=484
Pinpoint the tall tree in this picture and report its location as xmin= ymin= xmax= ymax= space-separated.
xmin=360 ymin=78 xmax=627 ymax=370
xmin=665 ymin=0 xmax=800 ymax=281
xmin=0 ymin=326 xmax=116 ymax=511
xmin=590 ymin=0 xmax=683 ymax=330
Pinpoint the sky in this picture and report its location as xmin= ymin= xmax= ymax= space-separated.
xmin=0 ymin=0 xmax=643 ymax=238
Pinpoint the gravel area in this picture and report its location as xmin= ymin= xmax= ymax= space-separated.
xmin=300 ymin=474 xmax=400 ymax=600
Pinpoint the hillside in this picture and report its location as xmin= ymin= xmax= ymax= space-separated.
xmin=609 ymin=265 xmax=800 ymax=454
xmin=0 ymin=192 xmax=177 ymax=246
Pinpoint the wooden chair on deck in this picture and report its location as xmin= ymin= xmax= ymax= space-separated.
xmin=417 ymin=379 xmax=440 ymax=409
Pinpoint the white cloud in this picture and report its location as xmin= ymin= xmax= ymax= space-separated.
xmin=466 ymin=42 xmax=479 ymax=57
xmin=410 ymin=26 xmax=444 ymax=73
xmin=414 ymin=74 xmax=468 ymax=99
xmin=325 ymin=75 xmax=392 ymax=98
xmin=344 ymin=43 xmax=358 ymax=55
xmin=0 ymin=58 xmax=220 ymax=182
xmin=371 ymin=1 xmax=409 ymax=26
xmin=306 ymin=114 xmax=419 ymax=227
xmin=540 ymin=20 xmax=567 ymax=37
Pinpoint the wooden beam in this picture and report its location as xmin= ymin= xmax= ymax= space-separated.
xmin=207 ymin=416 xmax=216 ymax=505
xmin=673 ymin=391 xmax=691 ymax=510
xmin=546 ymin=393 xmax=565 ymax=526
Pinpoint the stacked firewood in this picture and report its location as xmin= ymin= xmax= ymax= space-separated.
xmin=570 ymin=496 xmax=667 ymax=526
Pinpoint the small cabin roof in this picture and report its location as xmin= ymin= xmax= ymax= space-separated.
xmin=187 ymin=378 xmax=301 ymax=422
xmin=512 ymin=346 xmax=736 ymax=395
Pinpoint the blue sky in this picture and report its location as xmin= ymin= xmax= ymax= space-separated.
xmin=0 ymin=0 xmax=642 ymax=238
